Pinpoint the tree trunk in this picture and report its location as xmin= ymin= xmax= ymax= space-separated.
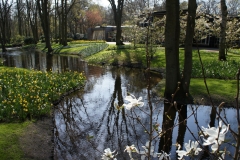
xmin=109 ymin=0 xmax=124 ymax=45
xmin=0 ymin=0 xmax=12 ymax=52
xmin=26 ymin=0 xmax=38 ymax=43
xmin=182 ymin=0 xmax=197 ymax=102
xmin=116 ymin=22 xmax=122 ymax=45
xmin=164 ymin=0 xmax=180 ymax=100
xmin=219 ymin=0 xmax=228 ymax=61
xmin=17 ymin=0 xmax=23 ymax=36
xmin=37 ymin=0 xmax=53 ymax=53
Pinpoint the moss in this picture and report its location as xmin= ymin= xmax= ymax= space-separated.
xmin=0 ymin=121 xmax=31 ymax=160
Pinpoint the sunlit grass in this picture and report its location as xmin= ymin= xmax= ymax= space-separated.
xmin=34 ymin=41 xmax=108 ymax=55
xmin=190 ymin=78 xmax=237 ymax=105
xmin=86 ymin=45 xmax=240 ymax=79
xmin=0 ymin=67 xmax=85 ymax=121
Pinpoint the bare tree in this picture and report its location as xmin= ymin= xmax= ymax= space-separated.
xmin=37 ymin=0 xmax=53 ymax=53
xmin=0 ymin=0 xmax=13 ymax=52
xmin=16 ymin=0 xmax=24 ymax=36
xmin=164 ymin=0 xmax=180 ymax=99
xmin=219 ymin=0 xmax=227 ymax=60
xmin=26 ymin=0 xmax=39 ymax=43
xmin=227 ymin=0 xmax=240 ymax=16
xmin=108 ymin=0 xmax=125 ymax=45
xmin=182 ymin=0 xmax=197 ymax=94
xmin=164 ymin=0 xmax=197 ymax=103
xmin=199 ymin=0 xmax=220 ymax=15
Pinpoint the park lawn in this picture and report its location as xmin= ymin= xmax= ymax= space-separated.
xmin=190 ymin=78 xmax=237 ymax=106
xmin=0 ymin=121 xmax=30 ymax=160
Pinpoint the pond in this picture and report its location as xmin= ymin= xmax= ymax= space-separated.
xmin=1 ymin=48 xmax=238 ymax=159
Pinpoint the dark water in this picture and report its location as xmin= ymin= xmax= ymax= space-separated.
xmin=2 ymin=48 xmax=238 ymax=160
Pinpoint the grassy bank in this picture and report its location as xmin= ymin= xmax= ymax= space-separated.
xmin=190 ymin=78 xmax=237 ymax=106
xmin=84 ymin=44 xmax=240 ymax=106
xmin=23 ymin=40 xmax=107 ymax=55
xmin=0 ymin=121 xmax=30 ymax=159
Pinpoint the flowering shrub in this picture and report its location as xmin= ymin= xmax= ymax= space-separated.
xmin=100 ymin=94 xmax=231 ymax=160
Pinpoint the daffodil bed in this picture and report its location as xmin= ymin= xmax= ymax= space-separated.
xmin=0 ymin=67 xmax=86 ymax=122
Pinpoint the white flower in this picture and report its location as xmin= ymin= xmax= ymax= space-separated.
xmin=123 ymin=94 xmax=144 ymax=110
xmin=156 ymin=151 xmax=171 ymax=160
xmin=140 ymin=141 xmax=154 ymax=159
xmin=176 ymin=140 xmax=202 ymax=160
xmin=101 ymin=148 xmax=117 ymax=160
xmin=124 ymin=145 xmax=139 ymax=159
xmin=201 ymin=120 xmax=229 ymax=152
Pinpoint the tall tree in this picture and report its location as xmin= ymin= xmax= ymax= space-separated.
xmin=26 ymin=0 xmax=39 ymax=43
xmin=219 ymin=0 xmax=227 ymax=60
xmin=108 ymin=0 xmax=124 ymax=45
xmin=37 ymin=0 xmax=53 ymax=53
xmin=164 ymin=0 xmax=197 ymax=102
xmin=59 ymin=0 xmax=75 ymax=46
xmin=16 ymin=0 xmax=24 ymax=36
xmin=182 ymin=0 xmax=197 ymax=94
xmin=0 ymin=0 xmax=12 ymax=52
xmin=164 ymin=0 xmax=180 ymax=100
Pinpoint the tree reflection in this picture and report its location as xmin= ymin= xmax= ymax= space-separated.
xmin=158 ymin=102 xmax=176 ymax=153
xmin=176 ymin=105 xmax=187 ymax=152
xmin=158 ymin=103 xmax=187 ymax=157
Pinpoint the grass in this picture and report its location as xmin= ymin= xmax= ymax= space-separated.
xmin=190 ymin=78 xmax=237 ymax=105
xmin=0 ymin=121 xmax=30 ymax=160
xmin=33 ymin=40 xmax=106 ymax=54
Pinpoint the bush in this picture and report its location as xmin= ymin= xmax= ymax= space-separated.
xmin=24 ymin=37 xmax=35 ymax=45
xmin=11 ymin=35 xmax=24 ymax=45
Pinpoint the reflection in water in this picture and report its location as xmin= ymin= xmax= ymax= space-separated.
xmin=2 ymin=48 xmax=86 ymax=72
xmin=54 ymin=67 xmax=163 ymax=160
xmin=176 ymin=105 xmax=187 ymax=151
xmin=158 ymin=102 xmax=177 ymax=153
xmin=2 ymin=49 xmax=238 ymax=159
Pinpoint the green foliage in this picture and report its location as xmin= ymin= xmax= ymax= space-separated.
xmin=11 ymin=35 xmax=24 ymax=45
xmin=24 ymin=37 xmax=35 ymax=45
xmin=0 ymin=67 xmax=86 ymax=121
xmin=79 ymin=43 xmax=109 ymax=57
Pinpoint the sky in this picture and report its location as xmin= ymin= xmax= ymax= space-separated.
xmin=93 ymin=0 xmax=110 ymax=7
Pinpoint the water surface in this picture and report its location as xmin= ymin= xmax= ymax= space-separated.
xmin=2 ymin=48 xmax=237 ymax=160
